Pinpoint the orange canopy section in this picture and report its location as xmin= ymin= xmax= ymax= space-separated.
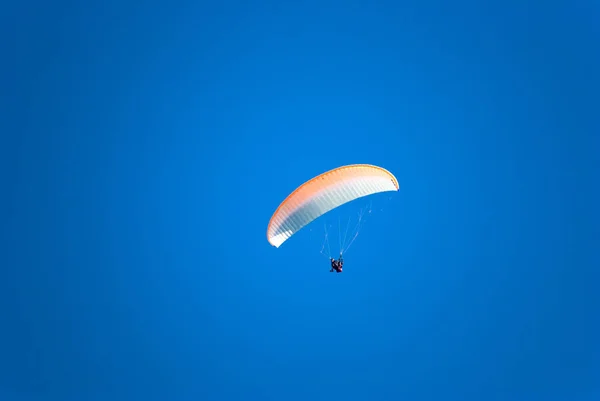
xmin=267 ymin=164 xmax=399 ymax=248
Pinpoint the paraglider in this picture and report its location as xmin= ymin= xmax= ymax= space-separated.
xmin=266 ymin=164 xmax=399 ymax=271
xmin=330 ymin=256 xmax=344 ymax=273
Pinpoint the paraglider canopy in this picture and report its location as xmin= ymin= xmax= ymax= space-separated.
xmin=267 ymin=164 xmax=399 ymax=248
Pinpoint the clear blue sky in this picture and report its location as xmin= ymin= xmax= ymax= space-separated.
xmin=2 ymin=0 xmax=599 ymax=400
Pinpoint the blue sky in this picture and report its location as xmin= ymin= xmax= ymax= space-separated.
xmin=2 ymin=0 xmax=599 ymax=400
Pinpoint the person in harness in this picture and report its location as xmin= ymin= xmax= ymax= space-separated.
xmin=330 ymin=255 xmax=344 ymax=273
